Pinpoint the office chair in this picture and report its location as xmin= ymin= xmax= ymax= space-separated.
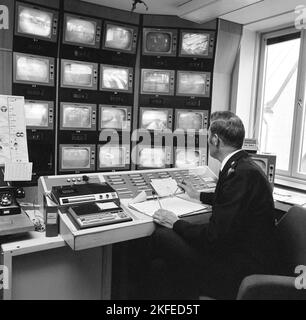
xmin=201 ymin=205 xmax=306 ymax=300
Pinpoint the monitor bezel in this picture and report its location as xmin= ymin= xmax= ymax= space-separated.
xmin=97 ymin=143 xmax=131 ymax=171
xmin=13 ymin=52 xmax=55 ymax=87
xmin=99 ymin=104 xmax=132 ymax=131
xmin=59 ymin=144 xmax=96 ymax=172
xmin=178 ymin=29 xmax=215 ymax=59
xmin=59 ymin=102 xmax=97 ymax=131
xmin=14 ymin=1 xmax=59 ymax=43
xmin=60 ymin=59 xmax=98 ymax=90
xmin=136 ymin=145 xmax=172 ymax=169
xmin=176 ymin=70 xmax=211 ymax=98
xmin=142 ymin=28 xmax=178 ymax=57
xmin=102 ymin=20 xmax=138 ymax=54
xmin=139 ymin=107 xmax=173 ymax=131
xmin=24 ymin=99 xmax=54 ymax=130
xmin=140 ymin=68 xmax=175 ymax=96
xmin=174 ymin=109 xmax=209 ymax=131
xmin=174 ymin=147 xmax=206 ymax=168
xmin=99 ymin=64 xmax=134 ymax=93
xmin=62 ymin=12 xmax=102 ymax=49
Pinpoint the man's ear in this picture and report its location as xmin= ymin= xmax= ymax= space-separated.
xmin=211 ymin=134 xmax=220 ymax=147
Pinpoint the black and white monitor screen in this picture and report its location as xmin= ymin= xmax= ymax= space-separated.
xmin=141 ymin=70 xmax=171 ymax=94
xmin=24 ymin=101 xmax=49 ymax=128
xmin=177 ymin=71 xmax=207 ymax=96
xmin=61 ymin=147 xmax=91 ymax=169
xmin=141 ymin=109 xmax=169 ymax=131
xmin=62 ymin=61 xmax=94 ymax=87
xmin=175 ymin=149 xmax=200 ymax=168
xmin=139 ymin=147 xmax=166 ymax=168
xmin=101 ymin=107 xmax=128 ymax=130
xmin=105 ymin=24 xmax=132 ymax=51
xmin=177 ymin=111 xmax=203 ymax=130
xmin=99 ymin=146 xmax=125 ymax=168
xmin=146 ymin=32 xmax=171 ymax=53
xmin=62 ymin=104 xmax=92 ymax=129
xmin=101 ymin=66 xmax=129 ymax=91
xmin=15 ymin=54 xmax=50 ymax=84
xmin=17 ymin=5 xmax=53 ymax=39
xmin=181 ymin=32 xmax=209 ymax=57
xmin=65 ymin=16 xmax=96 ymax=46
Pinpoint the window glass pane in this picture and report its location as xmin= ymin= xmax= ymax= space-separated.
xmin=299 ymin=99 xmax=306 ymax=173
xmin=259 ymin=35 xmax=300 ymax=171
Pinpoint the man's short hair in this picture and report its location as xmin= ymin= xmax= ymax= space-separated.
xmin=210 ymin=111 xmax=245 ymax=149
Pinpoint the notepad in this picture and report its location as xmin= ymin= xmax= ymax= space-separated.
xmin=150 ymin=178 xmax=183 ymax=197
xmin=129 ymin=197 xmax=208 ymax=218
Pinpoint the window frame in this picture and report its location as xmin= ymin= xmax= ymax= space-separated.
xmin=255 ymin=27 xmax=306 ymax=183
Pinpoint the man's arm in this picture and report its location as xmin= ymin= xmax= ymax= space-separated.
xmin=200 ymin=192 xmax=215 ymax=205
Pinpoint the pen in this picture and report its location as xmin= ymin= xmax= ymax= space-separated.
xmin=152 ymin=190 xmax=162 ymax=209
xmin=173 ymin=180 xmax=186 ymax=196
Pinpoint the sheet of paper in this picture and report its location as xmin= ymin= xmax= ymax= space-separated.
xmin=4 ymin=162 xmax=33 ymax=181
xmin=129 ymin=196 xmax=207 ymax=218
xmin=150 ymin=178 xmax=182 ymax=197
xmin=129 ymin=191 xmax=147 ymax=204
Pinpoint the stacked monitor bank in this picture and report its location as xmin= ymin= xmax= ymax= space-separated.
xmin=11 ymin=0 xmax=216 ymax=184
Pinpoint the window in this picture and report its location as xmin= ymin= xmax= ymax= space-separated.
xmin=256 ymin=28 xmax=306 ymax=183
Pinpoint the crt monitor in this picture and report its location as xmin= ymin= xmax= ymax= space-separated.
xmin=179 ymin=30 xmax=215 ymax=59
xmin=137 ymin=146 xmax=172 ymax=169
xmin=102 ymin=21 xmax=138 ymax=54
xmin=98 ymin=144 xmax=130 ymax=171
xmin=63 ymin=13 xmax=101 ymax=49
xmin=24 ymin=100 xmax=54 ymax=130
xmin=141 ymin=69 xmax=175 ymax=96
xmin=175 ymin=109 xmax=209 ymax=131
xmin=176 ymin=71 xmax=211 ymax=98
xmin=61 ymin=59 xmax=98 ymax=90
xmin=13 ymin=52 xmax=55 ymax=86
xmin=142 ymin=28 xmax=177 ymax=57
xmin=99 ymin=105 xmax=132 ymax=131
xmin=174 ymin=148 xmax=206 ymax=169
xmin=139 ymin=107 xmax=173 ymax=131
xmin=60 ymin=102 xmax=97 ymax=131
xmin=100 ymin=64 xmax=133 ymax=93
xmin=59 ymin=144 xmax=96 ymax=172
xmin=15 ymin=1 xmax=58 ymax=42
xmin=250 ymin=154 xmax=276 ymax=185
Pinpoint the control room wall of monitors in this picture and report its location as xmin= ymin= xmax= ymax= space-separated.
xmin=100 ymin=64 xmax=134 ymax=93
xmin=61 ymin=59 xmax=98 ymax=90
xmin=99 ymin=105 xmax=132 ymax=131
xmin=140 ymin=69 xmax=175 ymax=96
xmin=14 ymin=1 xmax=59 ymax=42
xmin=176 ymin=71 xmax=211 ymax=97
xmin=59 ymin=144 xmax=96 ymax=172
xmin=139 ymin=107 xmax=173 ymax=131
xmin=174 ymin=148 xmax=206 ymax=169
xmin=24 ymin=100 xmax=54 ymax=130
xmin=62 ymin=13 xmax=102 ymax=48
xmin=136 ymin=146 xmax=172 ymax=169
xmin=142 ymin=28 xmax=178 ymax=56
xmin=98 ymin=144 xmax=131 ymax=171
xmin=13 ymin=52 xmax=55 ymax=86
xmin=60 ymin=103 xmax=97 ymax=131
xmin=102 ymin=21 xmax=138 ymax=54
xmin=175 ymin=109 xmax=208 ymax=131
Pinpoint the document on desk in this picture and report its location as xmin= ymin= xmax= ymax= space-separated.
xmin=129 ymin=197 xmax=207 ymax=218
xmin=150 ymin=178 xmax=182 ymax=197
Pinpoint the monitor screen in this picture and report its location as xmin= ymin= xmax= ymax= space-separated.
xmin=17 ymin=4 xmax=53 ymax=39
xmin=14 ymin=53 xmax=52 ymax=85
xmin=176 ymin=111 xmax=204 ymax=130
xmin=101 ymin=65 xmax=130 ymax=91
xmin=61 ymin=103 xmax=93 ymax=129
xmin=141 ymin=109 xmax=169 ymax=131
xmin=24 ymin=101 xmax=49 ymax=128
xmin=62 ymin=60 xmax=96 ymax=89
xmin=138 ymin=147 xmax=166 ymax=168
xmin=99 ymin=146 xmax=125 ymax=168
xmin=180 ymin=32 xmax=209 ymax=57
xmin=177 ymin=71 xmax=208 ymax=97
xmin=175 ymin=149 xmax=200 ymax=168
xmin=61 ymin=146 xmax=91 ymax=169
xmin=146 ymin=32 xmax=171 ymax=53
xmin=100 ymin=106 xmax=129 ymax=130
xmin=64 ymin=15 xmax=97 ymax=46
xmin=141 ymin=69 xmax=174 ymax=95
xmin=105 ymin=24 xmax=132 ymax=51
xmin=253 ymin=158 xmax=268 ymax=175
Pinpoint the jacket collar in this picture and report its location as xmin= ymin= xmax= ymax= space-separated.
xmin=219 ymin=150 xmax=249 ymax=179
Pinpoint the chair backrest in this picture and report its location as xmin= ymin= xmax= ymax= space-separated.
xmin=276 ymin=206 xmax=306 ymax=276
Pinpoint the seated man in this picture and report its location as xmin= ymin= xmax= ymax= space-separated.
xmin=150 ymin=111 xmax=277 ymax=300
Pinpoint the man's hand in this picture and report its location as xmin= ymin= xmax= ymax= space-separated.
xmin=178 ymin=180 xmax=201 ymax=201
xmin=153 ymin=209 xmax=178 ymax=229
